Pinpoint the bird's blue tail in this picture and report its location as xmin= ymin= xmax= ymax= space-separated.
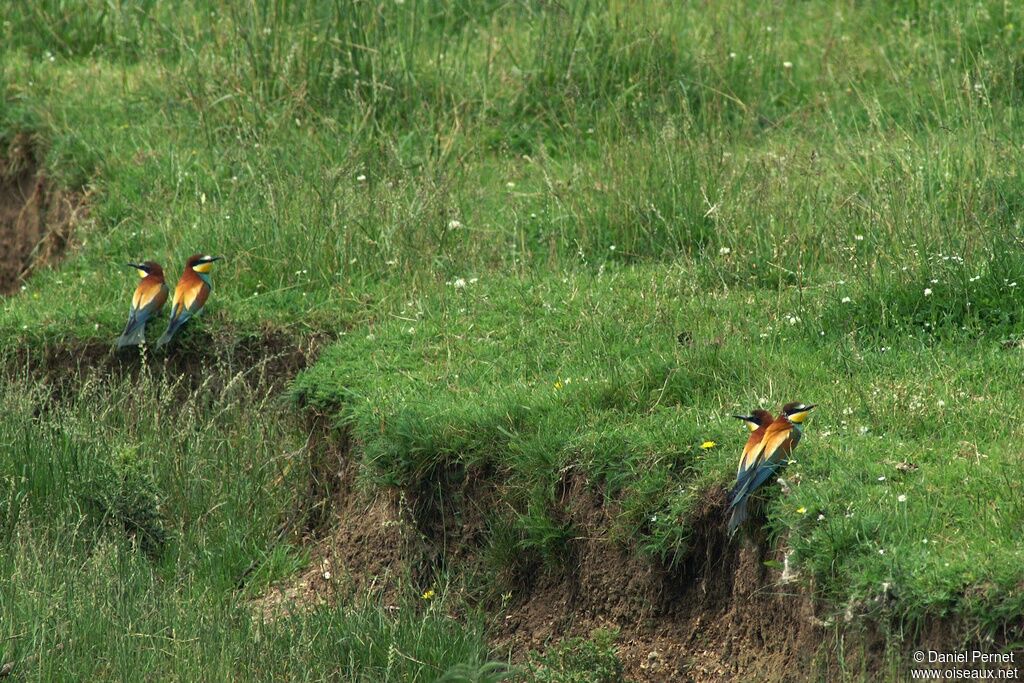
xmin=156 ymin=317 xmax=186 ymax=348
xmin=116 ymin=318 xmax=146 ymax=348
xmin=728 ymin=497 xmax=748 ymax=537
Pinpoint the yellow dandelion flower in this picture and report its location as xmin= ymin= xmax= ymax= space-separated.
xmin=796 ymin=506 xmax=807 ymax=514
xmin=553 ymin=380 xmax=563 ymax=391
xmin=700 ymin=441 xmax=716 ymax=450
xmin=421 ymin=589 xmax=435 ymax=600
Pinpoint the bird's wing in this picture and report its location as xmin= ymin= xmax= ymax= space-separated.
xmin=729 ymin=422 xmax=794 ymax=506
xmin=737 ymin=432 xmax=767 ymax=479
xmin=729 ymin=431 xmax=769 ymax=506
xmin=123 ymin=280 xmax=167 ymax=335
xmin=183 ymin=280 xmax=210 ymax=314
xmin=168 ymin=281 xmax=191 ymax=324
xmin=132 ymin=279 xmax=165 ymax=315
xmin=756 ymin=421 xmax=795 ymax=468
xmin=168 ymin=278 xmax=209 ymax=327
xmin=737 ymin=423 xmax=800 ymax=498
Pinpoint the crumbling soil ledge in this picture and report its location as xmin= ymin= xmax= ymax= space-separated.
xmin=490 ymin=484 xmax=831 ymax=682
xmin=251 ymin=421 xmax=428 ymax=621
xmin=264 ymin=441 xmax=1024 ymax=681
xmin=1 ymin=134 xmax=85 ymax=295
xmin=3 ymin=329 xmax=326 ymax=395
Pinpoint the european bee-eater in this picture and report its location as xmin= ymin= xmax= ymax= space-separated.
xmin=732 ymin=409 xmax=775 ymax=488
xmin=156 ymin=254 xmax=221 ymax=348
xmin=115 ymin=261 xmax=168 ymax=348
xmin=727 ymin=402 xmax=816 ymax=535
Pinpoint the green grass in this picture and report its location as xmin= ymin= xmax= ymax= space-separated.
xmin=2 ymin=0 xmax=1024 ymax=677
xmin=0 ymin=364 xmax=497 ymax=680
xmin=293 ymin=266 xmax=1024 ymax=633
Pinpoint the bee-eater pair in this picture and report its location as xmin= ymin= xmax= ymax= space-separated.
xmin=727 ymin=402 xmax=816 ymax=536
xmin=115 ymin=254 xmax=222 ymax=349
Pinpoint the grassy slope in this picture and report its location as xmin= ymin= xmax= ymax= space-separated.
xmin=0 ymin=370 xmax=493 ymax=680
xmin=2 ymin=0 xmax=1024 ymax=677
xmin=295 ymin=268 xmax=1024 ymax=632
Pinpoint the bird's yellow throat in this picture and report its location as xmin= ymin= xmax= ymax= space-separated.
xmin=789 ymin=410 xmax=811 ymax=424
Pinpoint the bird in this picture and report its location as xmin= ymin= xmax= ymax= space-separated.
xmin=115 ymin=261 xmax=168 ymax=348
xmin=726 ymin=409 xmax=774 ymax=536
xmin=727 ymin=402 xmax=816 ymax=535
xmin=156 ymin=254 xmax=221 ymax=348
xmin=732 ymin=409 xmax=775 ymax=489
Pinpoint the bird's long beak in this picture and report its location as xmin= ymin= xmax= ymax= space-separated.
xmin=125 ymin=262 xmax=144 ymax=269
xmin=787 ymin=404 xmax=818 ymax=424
xmin=731 ymin=414 xmax=753 ymax=422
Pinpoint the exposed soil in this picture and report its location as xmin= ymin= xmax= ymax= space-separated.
xmin=0 ymin=135 xmax=84 ymax=295
xmin=252 ymin=425 xmax=425 ymax=620
xmin=260 ymin=440 xmax=833 ymax=679
xmin=9 ymin=328 xmax=325 ymax=398
xmin=263 ymin=445 xmax=1024 ymax=681
xmin=491 ymin=482 xmax=829 ymax=682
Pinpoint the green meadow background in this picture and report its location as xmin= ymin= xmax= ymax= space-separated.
xmin=1 ymin=0 xmax=1023 ymax=679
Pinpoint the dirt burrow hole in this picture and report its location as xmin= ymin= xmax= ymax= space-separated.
xmin=1 ymin=134 xmax=84 ymax=295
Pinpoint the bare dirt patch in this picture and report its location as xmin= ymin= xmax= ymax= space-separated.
xmin=9 ymin=329 xmax=326 ymax=400
xmin=0 ymin=134 xmax=85 ymax=295
xmin=258 ymin=444 xmax=1022 ymax=679
xmin=261 ymin=451 xmax=834 ymax=679
xmin=253 ymin=427 xmax=426 ymax=620
xmin=491 ymin=482 xmax=828 ymax=682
